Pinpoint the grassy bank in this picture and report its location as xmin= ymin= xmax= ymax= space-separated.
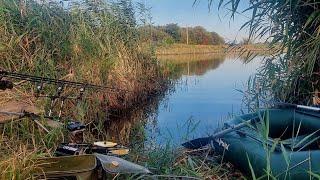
xmin=156 ymin=44 xmax=226 ymax=55
xmin=156 ymin=43 xmax=270 ymax=55
xmin=0 ymin=1 xmax=272 ymax=180
xmin=0 ymin=0 xmax=171 ymax=179
xmin=127 ymin=145 xmax=244 ymax=179
xmin=0 ymin=0 xmax=169 ymax=116
xmin=0 ymin=115 xmax=243 ymax=179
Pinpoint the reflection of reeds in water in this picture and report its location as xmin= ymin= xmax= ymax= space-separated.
xmin=158 ymin=53 xmax=227 ymax=76
xmin=104 ymin=87 xmax=169 ymax=145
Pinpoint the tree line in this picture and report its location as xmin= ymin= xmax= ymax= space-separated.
xmin=139 ymin=23 xmax=225 ymax=45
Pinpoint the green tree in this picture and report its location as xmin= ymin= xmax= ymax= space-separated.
xmin=210 ymin=31 xmax=225 ymax=45
xmin=193 ymin=26 xmax=210 ymax=44
xmin=164 ymin=23 xmax=181 ymax=42
xmin=144 ymin=24 xmax=225 ymax=45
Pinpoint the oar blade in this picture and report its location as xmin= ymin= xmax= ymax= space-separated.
xmin=94 ymin=153 xmax=151 ymax=174
xmin=181 ymin=137 xmax=213 ymax=149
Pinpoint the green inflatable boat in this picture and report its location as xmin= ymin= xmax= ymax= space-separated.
xmin=183 ymin=105 xmax=320 ymax=179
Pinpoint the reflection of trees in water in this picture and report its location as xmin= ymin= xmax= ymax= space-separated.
xmin=158 ymin=53 xmax=227 ymax=76
xmin=177 ymin=57 xmax=225 ymax=76
xmin=105 ymin=53 xmax=249 ymax=145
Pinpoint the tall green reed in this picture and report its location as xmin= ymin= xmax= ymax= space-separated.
xmin=246 ymin=110 xmax=319 ymax=179
xmin=200 ymin=0 xmax=320 ymax=106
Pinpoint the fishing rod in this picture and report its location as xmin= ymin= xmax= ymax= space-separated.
xmin=0 ymin=70 xmax=131 ymax=92
xmin=0 ymin=111 xmax=50 ymax=133
xmin=0 ymin=110 xmax=90 ymax=132
xmin=0 ymin=70 xmax=133 ymax=119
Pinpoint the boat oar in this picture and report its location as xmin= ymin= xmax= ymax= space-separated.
xmin=276 ymin=103 xmax=320 ymax=118
xmin=275 ymin=103 xmax=320 ymax=112
xmin=182 ymin=119 xmax=253 ymax=149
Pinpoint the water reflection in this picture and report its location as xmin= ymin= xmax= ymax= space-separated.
xmin=106 ymin=53 xmax=262 ymax=145
xmin=158 ymin=53 xmax=226 ymax=76
xmin=105 ymin=90 xmax=165 ymax=145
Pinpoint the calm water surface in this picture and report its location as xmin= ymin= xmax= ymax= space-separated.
xmin=146 ymin=54 xmax=262 ymax=144
xmin=107 ymin=54 xmax=263 ymax=145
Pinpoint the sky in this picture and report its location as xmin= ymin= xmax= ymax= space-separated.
xmin=140 ymin=0 xmax=252 ymax=42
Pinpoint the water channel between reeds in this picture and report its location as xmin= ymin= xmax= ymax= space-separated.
xmin=107 ymin=53 xmax=263 ymax=145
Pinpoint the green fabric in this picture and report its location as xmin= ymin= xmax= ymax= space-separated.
xmin=214 ymin=109 xmax=320 ymax=180
xmin=281 ymin=133 xmax=320 ymax=150
xmin=33 ymin=155 xmax=97 ymax=180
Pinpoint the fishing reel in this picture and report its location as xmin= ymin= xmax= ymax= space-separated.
xmin=67 ymin=121 xmax=86 ymax=131
xmin=34 ymin=82 xmax=44 ymax=97
xmin=78 ymin=87 xmax=85 ymax=101
xmin=0 ymin=75 xmax=13 ymax=90
xmin=47 ymin=85 xmax=87 ymax=118
xmin=67 ymin=120 xmax=86 ymax=144
xmin=0 ymin=80 xmax=13 ymax=90
xmin=55 ymin=142 xmax=129 ymax=157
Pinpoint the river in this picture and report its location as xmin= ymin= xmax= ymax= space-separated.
xmin=107 ymin=53 xmax=263 ymax=145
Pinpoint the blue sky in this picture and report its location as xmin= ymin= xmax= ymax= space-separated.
xmin=139 ymin=0 xmax=251 ymax=42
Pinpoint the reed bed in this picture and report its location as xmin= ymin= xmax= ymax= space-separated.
xmin=156 ymin=43 xmax=270 ymax=55
xmin=156 ymin=44 xmax=226 ymax=55
xmin=206 ymin=0 xmax=320 ymax=106
xmin=127 ymin=146 xmax=244 ymax=179
xmin=0 ymin=0 xmax=167 ymax=114
xmin=157 ymin=53 xmax=227 ymax=63
xmin=0 ymin=0 xmax=171 ymax=178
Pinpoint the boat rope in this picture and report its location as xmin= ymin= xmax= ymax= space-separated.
xmin=0 ymin=70 xmax=132 ymax=92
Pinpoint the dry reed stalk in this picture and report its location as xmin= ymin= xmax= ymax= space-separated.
xmin=156 ymin=43 xmax=271 ymax=56
xmin=0 ymin=144 xmax=42 ymax=180
xmin=313 ymin=90 xmax=320 ymax=105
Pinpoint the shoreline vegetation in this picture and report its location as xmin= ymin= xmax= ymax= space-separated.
xmin=3 ymin=0 xmax=318 ymax=179
xmin=0 ymin=0 xmax=239 ymax=179
xmin=156 ymin=43 xmax=271 ymax=55
xmin=0 ymin=0 xmax=272 ymax=178
xmin=0 ymin=0 xmax=175 ymax=179
xmin=0 ymin=0 xmax=168 ymax=115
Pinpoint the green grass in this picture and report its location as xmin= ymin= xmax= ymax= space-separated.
xmin=0 ymin=0 xmax=170 ymax=179
xmin=0 ymin=0 xmax=167 ymax=116
xmin=2 ymin=0 xmax=319 ymax=179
